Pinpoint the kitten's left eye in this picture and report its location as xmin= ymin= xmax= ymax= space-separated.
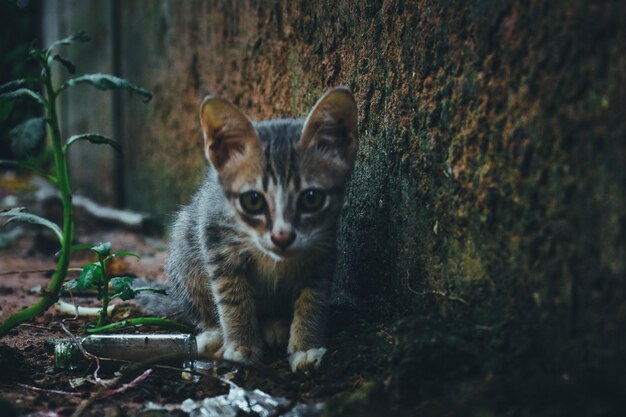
xmin=298 ymin=189 xmax=326 ymax=213
xmin=240 ymin=191 xmax=266 ymax=215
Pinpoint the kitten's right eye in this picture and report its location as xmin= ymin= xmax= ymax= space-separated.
xmin=298 ymin=189 xmax=326 ymax=213
xmin=239 ymin=191 xmax=266 ymax=215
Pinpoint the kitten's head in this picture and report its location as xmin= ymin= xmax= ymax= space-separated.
xmin=199 ymin=87 xmax=358 ymax=260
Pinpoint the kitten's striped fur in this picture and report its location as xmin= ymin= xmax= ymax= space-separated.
xmin=165 ymin=88 xmax=357 ymax=372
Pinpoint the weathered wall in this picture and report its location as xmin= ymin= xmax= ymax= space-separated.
xmin=43 ymin=0 xmax=119 ymax=205
xmin=49 ymin=0 xmax=625 ymax=368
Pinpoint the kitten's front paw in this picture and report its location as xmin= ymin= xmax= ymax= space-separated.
xmin=219 ymin=342 xmax=262 ymax=364
xmin=288 ymin=347 xmax=327 ymax=373
xmin=196 ymin=330 xmax=222 ymax=355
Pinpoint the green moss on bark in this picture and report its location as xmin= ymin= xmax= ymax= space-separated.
xmin=116 ymin=0 xmax=624 ymax=377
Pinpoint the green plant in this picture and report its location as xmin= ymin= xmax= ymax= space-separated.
xmin=61 ymin=242 xmax=192 ymax=333
xmin=0 ymin=32 xmax=152 ymax=338
xmin=64 ymin=242 xmax=156 ymax=326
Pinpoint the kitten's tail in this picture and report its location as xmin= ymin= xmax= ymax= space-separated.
xmin=131 ymin=278 xmax=187 ymax=322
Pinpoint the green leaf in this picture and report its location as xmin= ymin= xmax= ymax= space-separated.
xmin=8 ymin=117 xmax=46 ymax=159
xmin=110 ymin=276 xmax=135 ymax=300
xmin=63 ymin=133 xmax=121 ymax=154
xmin=110 ymin=276 xmax=134 ymax=292
xmin=111 ymin=286 xmax=167 ymax=301
xmin=109 ymin=277 xmax=166 ymax=302
xmin=112 ymin=288 xmax=136 ymax=301
xmin=109 ymin=251 xmax=141 ymax=260
xmin=28 ymin=47 xmax=42 ymax=58
xmin=0 ymin=100 xmax=15 ymax=124
xmin=0 ymin=207 xmax=63 ymax=243
xmin=47 ymin=31 xmax=91 ymax=51
xmin=63 ymin=279 xmax=78 ymax=291
xmin=60 ymin=74 xmax=152 ymax=102
xmin=0 ymin=88 xmax=45 ymax=106
xmin=0 ymin=160 xmax=56 ymax=183
xmin=76 ymin=263 xmax=103 ymax=289
xmin=91 ymin=242 xmax=111 ymax=258
xmin=0 ymin=78 xmax=40 ymax=94
xmin=53 ymin=54 xmax=76 ymax=74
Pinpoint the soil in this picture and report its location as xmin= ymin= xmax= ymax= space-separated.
xmin=0 ymin=201 xmax=390 ymax=417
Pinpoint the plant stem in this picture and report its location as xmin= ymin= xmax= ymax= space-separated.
xmin=97 ymin=258 xmax=109 ymax=327
xmin=86 ymin=318 xmax=195 ymax=334
xmin=0 ymin=62 xmax=74 ymax=338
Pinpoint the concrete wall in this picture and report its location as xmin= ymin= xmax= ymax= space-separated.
xmin=43 ymin=0 xmax=119 ymax=205
xmin=44 ymin=0 xmax=626 ymax=370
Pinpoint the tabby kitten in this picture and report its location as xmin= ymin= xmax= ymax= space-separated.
xmin=167 ymin=87 xmax=357 ymax=372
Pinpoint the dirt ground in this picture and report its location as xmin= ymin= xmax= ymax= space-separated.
xmin=0 ymin=198 xmax=390 ymax=417
xmin=0 ymin=233 xmax=391 ymax=417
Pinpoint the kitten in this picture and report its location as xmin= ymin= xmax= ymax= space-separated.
xmin=159 ymin=87 xmax=357 ymax=372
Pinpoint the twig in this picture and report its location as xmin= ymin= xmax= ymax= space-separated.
xmin=405 ymin=272 xmax=468 ymax=306
xmin=100 ymin=369 xmax=152 ymax=398
xmin=0 ymin=267 xmax=83 ymax=276
xmin=18 ymin=323 xmax=55 ymax=331
xmin=411 ymin=289 xmax=469 ymax=306
xmin=60 ymin=321 xmax=110 ymax=386
xmin=56 ymin=299 xmax=116 ymax=317
xmin=60 ymin=305 xmax=108 ymax=385
xmin=68 ymin=377 xmax=79 ymax=390
xmin=60 ymin=322 xmax=91 ymax=360
xmin=15 ymin=382 xmax=81 ymax=397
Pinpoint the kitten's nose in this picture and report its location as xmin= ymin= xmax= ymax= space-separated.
xmin=271 ymin=229 xmax=296 ymax=250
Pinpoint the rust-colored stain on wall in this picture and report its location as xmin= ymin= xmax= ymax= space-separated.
xmin=95 ymin=0 xmax=624 ymax=370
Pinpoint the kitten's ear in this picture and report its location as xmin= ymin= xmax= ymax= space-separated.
xmin=298 ymin=87 xmax=358 ymax=168
xmin=199 ymin=96 xmax=261 ymax=170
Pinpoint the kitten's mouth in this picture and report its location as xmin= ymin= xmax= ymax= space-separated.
xmin=269 ymin=247 xmax=295 ymax=259
xmin=264 ymin=246 xmax=298 ymax=261
xmin=254 ymin=239 xmax=299 ymax=261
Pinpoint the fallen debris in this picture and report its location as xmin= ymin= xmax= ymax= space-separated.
xmin=55 ymin=300 xmax=115 ymax=318
xmin=52 ymin=333 xmax=197 ymax=370
xmin=25 ymin=177 xmax=158 ymax=234
xmin=179 ymin=386 xmax=324 ymax=417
